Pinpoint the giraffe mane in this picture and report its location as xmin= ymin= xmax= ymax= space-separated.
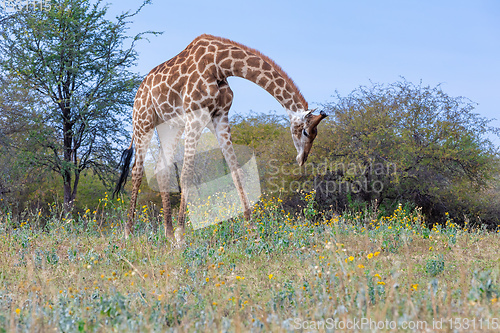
xmin=193 ymin=34 xmax=309 ymax=111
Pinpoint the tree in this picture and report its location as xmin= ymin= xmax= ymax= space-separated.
xmin=314 ymin=80 xmax=499 ymax=225
xmin=0 ymin=0 xmax=157 ymax=212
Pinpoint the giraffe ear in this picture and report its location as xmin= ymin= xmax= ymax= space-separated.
xmin=303 ymin=108 xmax=317 ymax=119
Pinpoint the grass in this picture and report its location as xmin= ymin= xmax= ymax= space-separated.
xmin=0 ymin=192 xmax=499 ymax=332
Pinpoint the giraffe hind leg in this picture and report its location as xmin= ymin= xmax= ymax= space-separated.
xmin=126 ymin=157 xmax=141 ymax=238
xmin=125 ymin=130 xmax=154 ymax=238
xmin=157 ymin=125 xmax=183 ymax=240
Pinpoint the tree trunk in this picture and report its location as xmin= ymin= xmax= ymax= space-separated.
xmin=63 ymin=175 xmax=74 ymax=214
xmin=62 ymin=168 xmax=80 ymax=215
xmin=62 ymin=105 xmax=74 ymax=214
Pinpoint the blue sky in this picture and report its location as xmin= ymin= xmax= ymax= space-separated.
xmin=108 ymin=0 xmax=499 ymax=145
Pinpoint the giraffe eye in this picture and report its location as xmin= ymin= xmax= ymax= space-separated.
xmin=302 ymin=129 xmax=309 ymax=137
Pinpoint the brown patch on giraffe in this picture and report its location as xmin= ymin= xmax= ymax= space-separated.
xmin=194 ymin=46 xmax=206 ymax=63
xmin=262 ymin=61 xmax=272 ymax=72
xmin=197 ymin=40 xmax=210 ymax=47
xmin=230 ymin=49 xmax=246 ymax=60
xmin=283 ymin=90 xmax=291 ymax=100
xmin=247 ymin=56 xmax=261 ymax=69
xmin=275 ymin=78 xmax=285 ymax=87
xmin=220 ymin=59 xmax=233 ymax=72
xmin=258 ymin=76 xmax=269 ymax=87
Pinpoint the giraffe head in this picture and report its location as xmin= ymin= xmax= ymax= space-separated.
xmin=289 ymin=109 xmax=328 ymax=166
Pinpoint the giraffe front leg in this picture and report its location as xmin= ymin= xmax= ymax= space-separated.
xmin=212 ymin=113 xmax=253 ymax=221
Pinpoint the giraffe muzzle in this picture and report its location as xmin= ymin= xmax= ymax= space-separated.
xmin=296 ymin=152 xmax=309 ymax=166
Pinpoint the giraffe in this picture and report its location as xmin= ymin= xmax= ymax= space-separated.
xmin=114 ymin=34 xmax=327 ymax=242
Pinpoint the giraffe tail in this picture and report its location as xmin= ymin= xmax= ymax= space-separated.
xmin=113 ymin=137 xmax=134 ymax=198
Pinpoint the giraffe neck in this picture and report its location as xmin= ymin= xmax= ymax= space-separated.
xmin=211 ymin=37 xmax=308 ymax=113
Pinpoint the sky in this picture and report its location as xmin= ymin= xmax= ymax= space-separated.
xmin=107 ymin=0 xmax=500 ymax=145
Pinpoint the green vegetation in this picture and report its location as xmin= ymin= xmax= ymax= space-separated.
xmin=1 ymin=193 xmax=499 ymax=331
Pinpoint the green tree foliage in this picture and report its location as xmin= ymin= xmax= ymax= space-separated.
xmin=317 ymin=81 xmax=499 ymax=225
xmin=0 ymin=74 xmax=48 ymax=212
xmin=0 ymin=0 xmax=156 ymax=212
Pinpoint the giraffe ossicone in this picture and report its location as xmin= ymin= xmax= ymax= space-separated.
xmin=114 ymin=34 xmax=327 ymax=242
